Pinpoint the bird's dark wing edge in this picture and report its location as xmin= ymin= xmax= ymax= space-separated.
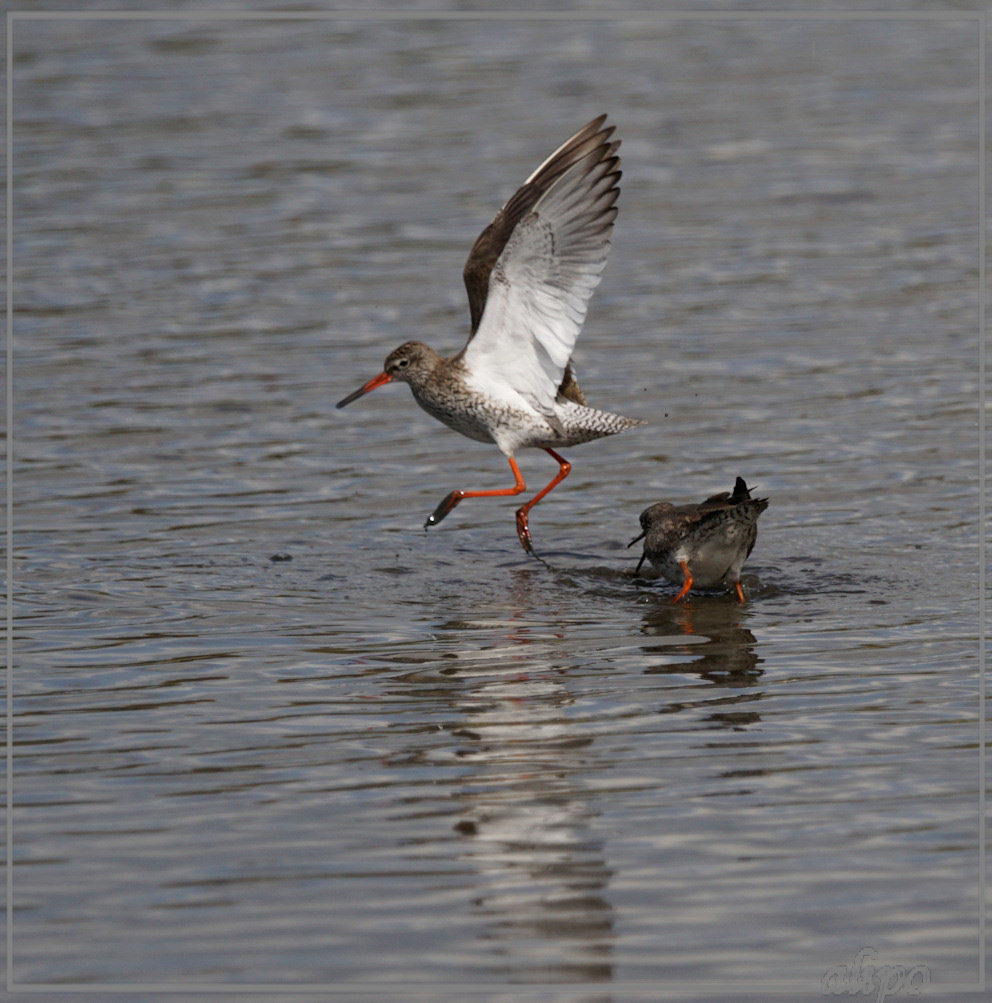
xmin=461 ymin=114 xmax=618 ymax=337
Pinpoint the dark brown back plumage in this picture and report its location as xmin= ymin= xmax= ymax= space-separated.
xmin=630 ymin=477 xmax=769 ymax=574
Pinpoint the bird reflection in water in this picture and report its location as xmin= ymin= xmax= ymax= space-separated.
xmin=427 ymin=592 xmax=615 ymax=983
xmin=639 ymin=594 xmax=765 ymax=729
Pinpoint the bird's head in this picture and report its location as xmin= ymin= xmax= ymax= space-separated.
xmin=336 ymin=341 xmax=439 ymax=408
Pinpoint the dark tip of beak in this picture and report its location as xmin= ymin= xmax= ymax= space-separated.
xmin=336 ymin=371 xmax=393 ymax=409
xmin=627 ymin=530 xmax=645 ymax=549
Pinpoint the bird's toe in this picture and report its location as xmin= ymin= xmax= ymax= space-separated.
xmin=425 ymin=491 xmax=462 ymax=529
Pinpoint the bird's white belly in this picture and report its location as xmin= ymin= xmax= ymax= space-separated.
xmin=411 ymin=381 xmax=541 ymax=447
xmin=680 ymin=541 xmax=734 ymax=586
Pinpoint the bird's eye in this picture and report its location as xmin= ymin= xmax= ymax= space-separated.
xmin=396 ymin=358 xmax=409 ymax=368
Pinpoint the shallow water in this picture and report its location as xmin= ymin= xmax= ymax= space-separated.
xmin=7 ymin=9 xmax=984 ymax=1001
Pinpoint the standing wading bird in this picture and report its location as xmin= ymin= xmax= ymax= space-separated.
xmin=336 ymin=115 xmax=644 ymax=554
xmin=628 ymin=477 xmax=769 ymax=603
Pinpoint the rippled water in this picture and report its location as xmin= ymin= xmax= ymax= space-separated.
xmin=7 ymin=9 xmax=984 ymax=1001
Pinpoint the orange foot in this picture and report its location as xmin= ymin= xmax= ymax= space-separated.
xmin=734 ymin=581 xmax=746 ymax=604
xmin=673 ymin=560 xmax=693 ymax=603
xmin=514 ymin=507 xmax=535 ymax=555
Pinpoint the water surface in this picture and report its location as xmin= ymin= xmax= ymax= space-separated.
xmin=7 ymin=9 xmax=983 ymax=1001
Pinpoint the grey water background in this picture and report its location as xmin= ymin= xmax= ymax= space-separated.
xmin=7 ymin=9 xmax=985 ymax=1001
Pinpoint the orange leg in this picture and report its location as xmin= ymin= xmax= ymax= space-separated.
xmin=734 ymin=580 xmax=746 ymax=604
xmin=514 ymin=448 xmax=571 ymax=554
xmin=424 ymin=456 xmax=527 ymax=530
xmin=672 ymin=559 xmax=694 ymax=603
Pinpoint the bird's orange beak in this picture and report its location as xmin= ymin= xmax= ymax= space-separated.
xmin=336 ymin=371 xmax=393 ymax=409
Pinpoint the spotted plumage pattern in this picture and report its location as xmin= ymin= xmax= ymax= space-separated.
xmin=629 ymin=477 xmax=768 ymax=603
xmin=337 ymin=116 xmax=643 ymax=554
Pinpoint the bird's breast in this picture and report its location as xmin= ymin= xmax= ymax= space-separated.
xmin=408 ymin=381 xmax=499 ymax=445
